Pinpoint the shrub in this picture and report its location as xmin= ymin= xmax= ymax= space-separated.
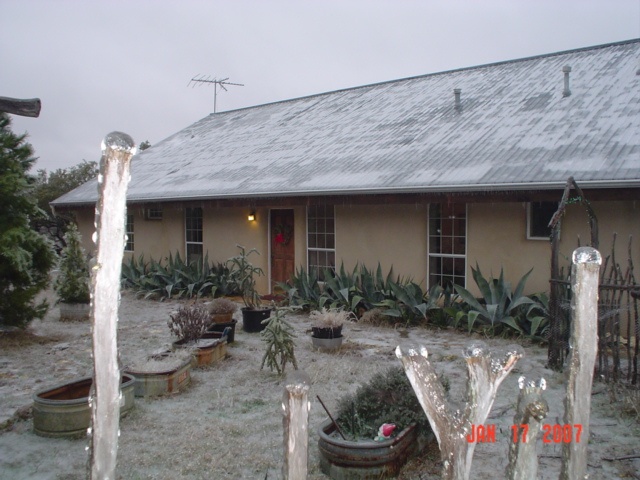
xmin=168 ymin=304 xmax=209 ymax=343
xmin=54 ymin=224 xmax=90 ymax=304
xmin=336 ymin=366 xmax=443 ymax=440
xmin=207 ymin=297 xmax=238 ymax=316
xmin=121 ymin=252 xmax=239 ymax=300
xmin=454 ymin=264 xmax=535 ymax=332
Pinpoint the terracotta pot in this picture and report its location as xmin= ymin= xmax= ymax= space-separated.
xmin=210 ymin=312 xmax=234 ymax=324
xmin=318 ymin=419 xmax=418 ymax=479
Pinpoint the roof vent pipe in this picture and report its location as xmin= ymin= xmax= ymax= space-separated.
xmin=562 ymin=66 xmax=572 ymax=97
xmin=454 ymin=88 xmax=462 ymax=111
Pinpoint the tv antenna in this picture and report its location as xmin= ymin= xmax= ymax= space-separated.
xmin=188 ymin=75 xmax=244 ymax=113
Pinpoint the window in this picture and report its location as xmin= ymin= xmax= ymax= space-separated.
xmin=527 ymin=201 xmax=557 ymax=240
xmin=145 ymin=207 xmax=163 ymax=221
xmin=185 ymin=207 xmax=203 ymax=265
xmin=428 ymin=203 xmax=466 ymax=289
xmin=124 ymin=214 xmax=134 ymax=252
xmin=307 ymin=205 xmax=335 ymax=281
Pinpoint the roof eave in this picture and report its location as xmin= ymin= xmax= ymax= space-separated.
xmin=50 ymin=179 xmax=640 ymax=208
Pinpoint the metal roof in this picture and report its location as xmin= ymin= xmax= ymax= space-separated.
xmin=54 ymin=39 xmax=640 ymax=207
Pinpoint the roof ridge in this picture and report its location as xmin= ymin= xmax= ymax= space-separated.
xmin=208 ymin=38 xmax=640 ymax=117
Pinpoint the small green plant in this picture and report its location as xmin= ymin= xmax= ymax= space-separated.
xmin=168 ymin=304 xmax=209 ymax=343
xmin=227 ymin=245 xmax=264 ymax=309
xmin=336 ymin=366 xmax=444 ymax=440
xmin=54 ymin=224 xmax=90 ymax=304
xmin=260 ymin=306 xmax=298 ymax=375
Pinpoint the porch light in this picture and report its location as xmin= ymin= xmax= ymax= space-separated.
xmin=247 ymin=211 xmax=256 ymax=222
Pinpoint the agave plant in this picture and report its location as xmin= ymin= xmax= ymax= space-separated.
xmin=452 ymin=263 xmax=537 ymax=333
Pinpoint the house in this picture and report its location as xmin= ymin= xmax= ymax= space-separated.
xmin=52 ymin=39 xmax=640 ymax=297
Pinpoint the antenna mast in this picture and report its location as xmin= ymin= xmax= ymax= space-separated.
xmin=188 ymin=75 xmax=244 ymax=113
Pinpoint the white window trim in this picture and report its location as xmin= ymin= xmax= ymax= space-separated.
xmin=427 ymin=203 xmax=468 ymax=289
xmin=306 ymin=205 xmax=336 ymax=277
xmin=184 ymin=207 xmax=203 ymax=264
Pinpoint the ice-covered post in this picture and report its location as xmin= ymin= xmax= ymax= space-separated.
xmin=282 ymin=370 xmax=310 ymax=479
xmin=506 ymin=377 xmax=548 ymax=480
xmin=560 ymin=246 xmax=601 ymax=480
xmin=89 ymin=132 xmax=135 ymax=479
xmin=396 ymin=342 xmax=523 ymax=480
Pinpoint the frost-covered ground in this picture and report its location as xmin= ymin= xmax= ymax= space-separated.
xmin=0 ymin=288 xmax=638 ymax=480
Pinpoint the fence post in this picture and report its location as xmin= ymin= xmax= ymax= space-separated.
xmin=560 ymin=246 xmax=601 ymax=480
xmin=396 ymin=342 xmax=523 ymax=480
xmin=506 ymin=377 xmax=548 ymax=480
xmin=89 ymin=132 xmax=135 ymax=479
xmin=282 ymin=370 xmax=311 ymax=480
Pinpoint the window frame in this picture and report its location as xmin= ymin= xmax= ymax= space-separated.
xmin=427 ymin=203 xmax=467 ymax=289
xmin=306 ymin=204 xmax=336 ymax=281
xmin=185 ymin=206 xmax=203 ymax=265
xmin=527 ymin=201 xmax=558 ymax=240
xmin=124 ymin=213 xmax=134 ymax=252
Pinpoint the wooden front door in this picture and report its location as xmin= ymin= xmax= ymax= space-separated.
xmin=270 ymin=209 xmax=295 ymax=292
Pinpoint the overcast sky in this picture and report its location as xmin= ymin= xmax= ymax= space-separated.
xmin=2 ymin=0 xmax=639 ymax=173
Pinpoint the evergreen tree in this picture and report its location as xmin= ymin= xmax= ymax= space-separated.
xmin=54 ymin=224 xmax=90 ymax=304
xmin=0 ymin=113 xmax=55 ymax=328
xmin=33 ymin=159 xmax=98 ymax=215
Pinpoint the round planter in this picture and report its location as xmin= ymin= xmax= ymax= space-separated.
xmin=58 ymin=302 xmax=90 ymax=321
xmin=318 ymin=419 xmax=418 ymax=479
xmin=125 ymin=356 xmax=192 ymax=397
xmin=241 ymin=307 xmax=272 ymax=333
xmin=32 ymin=374 xmax=135 ymax=438
xmin=172 ymin=338 xmax=227 ymax=368
xmin=210 ymin=312 xmax=234 ymax=324
xmin=312 ymin=335 xmax=344 ymax=351
xmin=312 ymin=325 xmax=343 ymax=339
xmin=206 ymin=319 xmax=237 ymax=343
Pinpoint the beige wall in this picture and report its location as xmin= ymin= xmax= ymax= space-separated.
xmin=71 ymin=198 xmax=639 ymax=298
xmin=468 ymin=200 xmax=640 ymax=296
xmin=337 ymin=204 xmax=429 ymax=285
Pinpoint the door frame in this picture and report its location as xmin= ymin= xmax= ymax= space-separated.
xmin=268 ymin=208 xmax=295 ymax=293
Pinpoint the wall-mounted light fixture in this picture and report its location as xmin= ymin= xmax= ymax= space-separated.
xmin=247 ymin=211 xmax=256 ymax=222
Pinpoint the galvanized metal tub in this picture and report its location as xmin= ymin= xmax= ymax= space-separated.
xmin=318 ymin=419 xmax=418 ymax=479
xmin=32 ymin=374 xmax=135 ymax=438
xmin=125 ymin=356 xmax=191 ymax=397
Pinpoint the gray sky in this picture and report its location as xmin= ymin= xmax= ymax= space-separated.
xmin=2 ymin=0 xmax=639 ymax=173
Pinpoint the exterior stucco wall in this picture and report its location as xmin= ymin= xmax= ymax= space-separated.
xmin=69 ymin=198 xmax=638 ymax=299
xmin=467 ymin=203 xmax=549 ymax=295
xmin=336 ymin=204 xmax=429 ymax=286
xmin=467 ymin=200 xmax=640 ymax=296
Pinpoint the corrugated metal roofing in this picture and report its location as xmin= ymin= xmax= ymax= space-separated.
xmin=54 ymin=39 xmax=640 ymax=206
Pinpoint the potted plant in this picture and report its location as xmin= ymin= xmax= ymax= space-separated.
xmin=54 ymin=224 xmax=90 ymax=321
xmin=310 ymin=307 xmax=354 ymax=350
xmin=206 ymin=297 xmax=239 ymax=342
xmin=318 ymin=366 xmax=442 ymax=478
xmin=227 ymin=245 xmax=271 ymax=332
xmin=168 ymin=304 xmax=227 ymax=367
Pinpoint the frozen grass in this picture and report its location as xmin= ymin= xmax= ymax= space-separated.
xmin=0 ymin=288 xmax=639 ymax=479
